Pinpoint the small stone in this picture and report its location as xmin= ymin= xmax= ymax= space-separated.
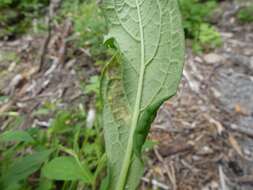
xmin=198 ymin=146 xmax=213 ymax=155
xmin=220 ymin=32 xmax=233 ymax=39
xmin=203 ymin=53 xmax=223 ymax=64
xmin=244 ymin=49 xmax=253 ymax=56
xmin=194 ymin=56 xmax=203 ymax=63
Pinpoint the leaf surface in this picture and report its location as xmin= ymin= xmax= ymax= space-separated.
xmin=0 ymin=150 xmax=52 ymax=188
xmin=42 ymin=156 xmax=93 ymax=183
xmin=0 ymin=130 xmax=34 ymax=143
xmin=101 ymin=0 xmax=184 ymax=189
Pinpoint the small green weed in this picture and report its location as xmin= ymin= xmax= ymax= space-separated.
xmin=0 ymin=0 xmax=49 ymax=38
xmin=0 ymin=51 xmax=20 ymax=63
xmin=60 ymin=0 xmax=107 ymax=59
xmin=179 ymin=0 xmax=222 ymax=52
xmin=192 ymin=23 xmax=222 ymax=52
xmin=0 ymin=96 xmax=9 ymax=104
xmin=237 ymin=5 xmax=253 ymax=23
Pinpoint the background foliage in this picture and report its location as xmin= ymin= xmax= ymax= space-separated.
xmin=237 ymin=4 xmax=253 ymax=23
xmin=0 ymin=0 xmax=221 ymax=51
xmin=0 ymin=0 xmax=49 ymax=39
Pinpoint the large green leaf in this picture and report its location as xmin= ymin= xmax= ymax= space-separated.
xmin=42 ymin=156 xmax=93 ymax=184
xmin=101 ymin=0 xmax=185 ymax=189
xmin=0 ymin=130 xmax=34 ymax=143
xmin=0 ymin=150 xmax=52 ymax=188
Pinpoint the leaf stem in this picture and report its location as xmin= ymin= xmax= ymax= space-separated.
xmin=115 ymin=0 xmax=145 ymax=189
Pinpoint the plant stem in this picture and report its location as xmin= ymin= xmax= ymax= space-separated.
xmin=115 ymin=0 xmax=145 ymax=189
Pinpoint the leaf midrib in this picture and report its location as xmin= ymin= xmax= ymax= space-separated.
xmin=115 ymin=0 xmax=146 ymax=189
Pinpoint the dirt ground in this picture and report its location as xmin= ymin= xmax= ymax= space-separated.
xmin=0 ymin=1 xmax=253 ymax=190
